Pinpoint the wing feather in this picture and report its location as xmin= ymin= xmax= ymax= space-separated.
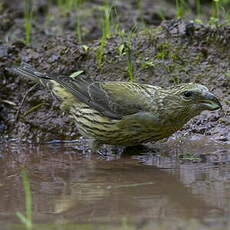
xmin=55 ymin=77 xmax=159 ymax=119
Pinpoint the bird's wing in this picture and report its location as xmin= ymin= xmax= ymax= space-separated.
xmin=55 ymin=77 xmax=159 ymax=119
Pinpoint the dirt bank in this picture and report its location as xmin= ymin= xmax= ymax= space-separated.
xmin=0 ymin=1 xmax=229 ymax=145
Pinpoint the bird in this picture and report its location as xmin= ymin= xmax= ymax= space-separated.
xmin=7 ymin=63 xmax=222 ymax=151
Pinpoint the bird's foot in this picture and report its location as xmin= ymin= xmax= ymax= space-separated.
xmin=96 ymin=146 xmax=124 ymax=158
xmin=88 ymin=139 xmax=124 ymax=157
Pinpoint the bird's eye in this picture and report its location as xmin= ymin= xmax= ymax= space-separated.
xmin=183 ymin=91 xmax=193 ymax=98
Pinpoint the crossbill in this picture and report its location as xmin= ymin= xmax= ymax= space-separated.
xmin=8 ymin=63 xmax=222 ymax=151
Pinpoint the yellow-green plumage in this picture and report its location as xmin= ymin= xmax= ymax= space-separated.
xmin=8 ymin=63 xmax=221 ymax=151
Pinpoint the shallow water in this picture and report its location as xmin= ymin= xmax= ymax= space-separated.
xmin=0 ymin=136 xmax=229 ymax=230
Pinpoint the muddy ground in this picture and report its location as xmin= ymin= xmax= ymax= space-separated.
xmin=0 ymin=0 xmax=229 ymax=147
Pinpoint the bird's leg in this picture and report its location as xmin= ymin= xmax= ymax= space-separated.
xmin=88 ymin=139 xmax=103 ymax=152
xmin=108 ymin=145 xmax=124 ymax=155
xmin=96 ymin=146 xmax=124 ymax=158
xmin=88 ymin=139 xmax=124 ymax=157
xmin=88 ymin=139 xmax=106 ymax=157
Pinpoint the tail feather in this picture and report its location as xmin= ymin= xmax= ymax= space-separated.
xmin=6 ymin=63 xmax=51 ymax=80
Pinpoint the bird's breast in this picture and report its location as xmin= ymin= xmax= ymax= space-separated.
xmin=69 ymin=104 xmax=186 ymax=146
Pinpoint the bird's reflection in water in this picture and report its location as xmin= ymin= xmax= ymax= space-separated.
xmin=0 ymin=137 xmax=229 ymax=226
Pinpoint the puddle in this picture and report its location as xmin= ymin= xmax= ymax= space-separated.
xmin=0 ymin=136 xmax=229 ymax=229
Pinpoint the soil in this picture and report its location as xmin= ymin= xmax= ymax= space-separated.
xmin=0 ymin=0 xmax=229 ymax=146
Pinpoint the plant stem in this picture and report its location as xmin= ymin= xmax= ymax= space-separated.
xmin=24 ymin=0 xmax=33 ymax=44
xmin=76 ymin=0 xmax=82 ymax=42
xmin=16 ymin=170 xmax=33 ymax=230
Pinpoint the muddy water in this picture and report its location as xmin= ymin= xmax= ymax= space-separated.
xmin=0 ymin=137 xmax=229 ymax=230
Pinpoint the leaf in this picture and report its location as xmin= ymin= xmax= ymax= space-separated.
xmin=82 ymin=45 xmax=89 ymax=52
xmin=69 ymin=70 xmax=84 ymax=79
xmin=23 ymin=103 xmax=46 ymax=117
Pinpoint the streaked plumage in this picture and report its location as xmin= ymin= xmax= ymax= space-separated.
xmin=8 ymin=63 xmax=222 ymax=151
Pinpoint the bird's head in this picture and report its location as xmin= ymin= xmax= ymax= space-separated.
xmin=161 ymin=83 xmax=222 ymax=124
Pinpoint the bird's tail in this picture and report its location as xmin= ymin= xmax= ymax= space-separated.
xmin=7 ymin=63 xmax=80 ymax=108
xmin=6 ymin=63 xmax=51 ymax=82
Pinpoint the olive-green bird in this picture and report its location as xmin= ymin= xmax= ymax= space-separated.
xmin=8 ymin=63 xmax=221 ymax=151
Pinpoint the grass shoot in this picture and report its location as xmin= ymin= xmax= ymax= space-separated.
xmin=16 ymin=170 xmax=33 ymax=230
xmin=76 ymin=0 xmax=82 ymax=43
xmin=24 ymin=0 xmax=33 ymax=44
